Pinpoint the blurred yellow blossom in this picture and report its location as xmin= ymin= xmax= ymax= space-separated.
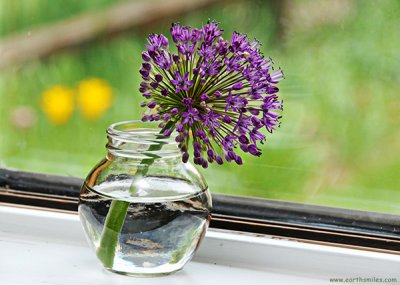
xmin=41 ymin=85 xmax=74 ymax=125
xmin=77 ymin=78 xmax=113 ymax=120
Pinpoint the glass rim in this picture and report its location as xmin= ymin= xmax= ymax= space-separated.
xmin=107 ymin=120 xmax=177 ymax=142
xmin=106 ymin=120 xmax=180 ymax=158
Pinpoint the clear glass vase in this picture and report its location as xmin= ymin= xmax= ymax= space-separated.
xmin=78 ymin=121 xmax=212 ymax=277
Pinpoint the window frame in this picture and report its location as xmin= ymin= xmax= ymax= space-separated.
xmin=1 ymin=168 xmax=399 ymax=254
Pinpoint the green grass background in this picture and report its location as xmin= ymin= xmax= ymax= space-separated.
xmin=1 ymin=0 xmax=399 ymax=214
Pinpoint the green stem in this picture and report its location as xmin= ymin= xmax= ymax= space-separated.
xmin=96 ymin=121 xmax=174 ymax=268
xmin=97 ymin=199 xmax=129 ymax=268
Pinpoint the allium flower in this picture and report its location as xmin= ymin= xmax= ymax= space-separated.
xmin=139 ymin=20 xmax=283 ymax=168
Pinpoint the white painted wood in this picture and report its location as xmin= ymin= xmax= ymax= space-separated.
xmin=0 ymin=205 xmax=399 ymax=284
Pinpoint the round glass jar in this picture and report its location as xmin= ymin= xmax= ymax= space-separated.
xmin=78 ymin=121 xmax=212 ymax=277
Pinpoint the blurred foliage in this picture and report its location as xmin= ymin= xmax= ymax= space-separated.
xmin=0 ymin=0 xmax=127 ymax=36
xmin=0 ymin=0 xmax=399 ymax=213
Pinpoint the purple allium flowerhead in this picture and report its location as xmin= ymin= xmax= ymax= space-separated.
xmin=138 ymin=19 xmax=283 ymax=168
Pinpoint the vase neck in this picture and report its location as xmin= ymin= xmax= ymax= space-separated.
xmin=106 ymin=121 xmax=180 ymax=159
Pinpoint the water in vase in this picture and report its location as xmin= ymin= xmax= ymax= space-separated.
xmin=78 ymin=176 xmax=211 ymax=276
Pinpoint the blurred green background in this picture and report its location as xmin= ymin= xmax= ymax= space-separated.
xmin=0 ymin=0 xmax=399 ymax=214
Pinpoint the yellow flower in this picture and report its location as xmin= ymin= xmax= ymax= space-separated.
xmin=41 ymin=85 xmax=74 ymax=125
xmin=77 ymin=78 xmax=113 ymax=120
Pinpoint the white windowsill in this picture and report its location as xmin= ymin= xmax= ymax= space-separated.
xmin=0 ymin=205 xmax=399 ymax=284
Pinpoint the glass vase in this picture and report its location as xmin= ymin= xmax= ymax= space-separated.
xmin=78 ymin=120 xmax=212 ymax=276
